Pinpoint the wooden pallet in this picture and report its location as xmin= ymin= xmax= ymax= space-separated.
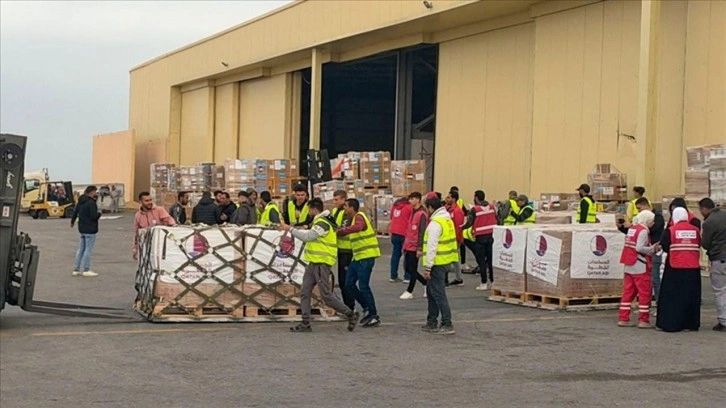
xmin=487 ymin=291 xmax=622 ymax=311
xmin=139 ymin=303 xmax=342 ymax=322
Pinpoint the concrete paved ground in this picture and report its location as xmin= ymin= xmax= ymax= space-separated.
xmin=1 ymin=214 xmax=724 ymax=408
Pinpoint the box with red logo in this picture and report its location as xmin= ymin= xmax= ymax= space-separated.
xmin=524 ymin=225 xmax=625 ymax=299
xmin=491 ymin=226 xmax=529 ymax=294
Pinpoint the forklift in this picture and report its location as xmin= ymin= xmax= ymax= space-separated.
xmin=28 ymin=180 xmax=77 ymax=219
xmin=1 ymin=133 xmax=131 ymax=318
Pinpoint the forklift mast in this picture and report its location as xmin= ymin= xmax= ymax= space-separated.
xmin=0 ymin=134 xmax=131 ymax=318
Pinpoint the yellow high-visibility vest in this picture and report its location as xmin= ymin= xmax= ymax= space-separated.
xmin=303 ymin=217 xmax=337 ymax=266
xmin=348 ymin=212 xmax=381 ymax=261
xmin=260 ymin=203 xmax=280 ymax=224
xmin=577 ymin=197 xmax=598 ymax=223
xmin=287 ymin=200 xmax=310 ymax=224
xmin=423 ymin=214 xmax=459 ymax=266
xmin=517 ymin=205 xmax=536 ymax=224
xmin=334 ymin=207 xmax=352 ymax=250
xmin=503 ymin=199 xmax=520 ymax=226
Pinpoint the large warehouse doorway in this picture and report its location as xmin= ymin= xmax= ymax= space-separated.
xmin=298 ymin=44 xmax=438 ymax=186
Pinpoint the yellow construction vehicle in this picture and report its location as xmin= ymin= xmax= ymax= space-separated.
xmin=28 ymin=181 xmax=77 ymax=219
xmin=21 ymin=168 xmax=49 ymax=211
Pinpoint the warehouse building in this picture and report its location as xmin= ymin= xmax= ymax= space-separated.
xmin=125 ymin=0 xmax=725 ymax=202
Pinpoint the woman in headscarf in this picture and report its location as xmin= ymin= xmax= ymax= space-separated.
xmin=618 ymin=210 xmax=659 ymax=328
xmin=667 ymin=197 xmax=701 ymax=228
xmin=656 ymin=207 xmax=702 ymax=332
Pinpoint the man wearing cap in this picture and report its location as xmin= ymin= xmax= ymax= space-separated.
xmin=499 ymin=190 xmax=520 ymax=226
xmin=577 ymin=184 xmax=598 ymax=224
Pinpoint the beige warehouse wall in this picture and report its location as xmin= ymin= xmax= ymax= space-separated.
xmin=135 ymin=140 xmax=167 ymax=198
xmin=435 ymin=23 xmax=535 ymax=201
xmin=683 ymin=0 xmax=726 ymax=149
xmin=530 ymin=0 xmax=641 ymax=197
xmin=214 ymin=83 xmax=240 ymax=163
xmin=180 ymin=86 xmax=214 ymax=164
xmin=238 ymin=74 xmax=292 ymax=159
xmin=92 ymin=130 xmax=135 ymax=205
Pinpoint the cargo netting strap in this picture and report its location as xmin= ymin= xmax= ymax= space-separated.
xmin=135 ymin=224 xmax=330 ymax=319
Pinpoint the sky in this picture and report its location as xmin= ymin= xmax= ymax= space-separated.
xmin=0 ymin=0 xmax=291 ymax=183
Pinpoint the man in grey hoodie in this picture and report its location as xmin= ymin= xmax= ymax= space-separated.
xmin=231 ymin=191 xmax=257 ymax=225
xmin=699 ymin=198 xmax=726 ymax=332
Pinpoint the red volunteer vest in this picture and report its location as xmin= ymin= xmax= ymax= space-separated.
xmin=668 ymin=222 xmax=701 ymax=268
xmin=620 ymin=224 xmax=649 ymax=266
xmin=472 ymin=204 xmax=497 ymax=237
xmin=403 ymin=208 xmax=428 ymax=252
xmin=667 ymin=211 xmax=696 ymax=227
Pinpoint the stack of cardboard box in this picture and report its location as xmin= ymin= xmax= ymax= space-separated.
xmin=587 ymin=164 xmax=628 ymax=202
xmin=150 ymin=163 xmax=176 ymax=206
xmin=176 ymin=166 xmax=211 ymax=192
xmin=359 ymin=151 xmax=391 ymax=189
xmin=224 ymin=159 xmax=266 ymax=196
xmin=390 ymin=160 xmax=426 ymax=197
xmin=686 ymin=144 xmax=726 ymax=206
xmin=264 ymin=159 xmax=298 ymax=198
xmin=312 ymin=179 xmax=365 ymax=211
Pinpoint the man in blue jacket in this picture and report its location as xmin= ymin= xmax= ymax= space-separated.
xmin=70 ymin=185 xmax=102 ymax=277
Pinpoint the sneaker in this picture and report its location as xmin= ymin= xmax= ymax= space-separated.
xmin=617 ymin=320 xmax=635 ymax=327
xmin=450 ymin=279 xmax=464 ymax=287
xmin=475 ymin=283 xmax=489 ymax=291
xmin=389 ymin=278 xmax=401 ymax=283
xmin=434 ymin=326 xmax=456 ymax=335
xmin=399 ymin=291 xmax=414 ymax=300
xmin=347 ymin=311 xmax=360 ymax=332
xmin=290 ymin=323 xmax=312 ymax=333
xmin=403 ymin=279 xmax=410 ymax=284
xmin=72 ymin=270 xmax=82 ymax=277
xmin=359 ymin=313 xmax=373 ymax=326
xmin=363 ymin=316 xmax=380 ymax=327
xmin=638 ymin=322 xmax=653 ymax=329
xmin=712 ymin=323 xmax=726 ymax=332
xmin=421 ymin=324 xmax=438 ymax=332
xmin=82 ymin=271 xmax=98 ymax=277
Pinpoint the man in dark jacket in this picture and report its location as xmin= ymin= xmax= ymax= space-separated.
xmin=617 ymin=197 xmax=665 ymax=300
xmin=699 ymin=198 xmax=726 ymax=332
xmin=70 ymin=185 xmax=102 ymax=277
xmin=215 ymin=191 xmax=237 ymax=224
xmin=231 ymin=191 xmax=257 ymax=225
xmin=192 ymin=192 xmax=218 ymax=225
xmin=169 ymin=191 xmax=189 ymax=225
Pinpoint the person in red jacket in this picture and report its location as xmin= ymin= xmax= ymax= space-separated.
xmin=389 ymin=196 xmax=413 ymax=282
xmin=460 ymin=190 xmax=498 ymax=290
xmin=445 ymin=191 xmax=465 ymax=286
xmin=618 ymin=210 xmax=659 ymax=328
xmin=399 ymin=192 xmax=428 ymax=299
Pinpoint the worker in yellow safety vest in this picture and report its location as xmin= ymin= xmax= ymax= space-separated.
xmin=283 ymin=184 xmax=312 ymax=228
xmin=337 ymin=198 xmax=381 ymax=328
xmin=511 ymin=195 xmax=536 ymax=224
xmin=280 ymin=198 xmax=359 ymax=333
xmin=259 ymin=191 xmax=281 ymax=224
xmin=332 ymin=189 xmax=355 ymax=310
xmin=500 ymin=190 xmax=520 ymax=226
xmin=576 ymin=183 xmax=598 ymax=223
xmin=421 ymin=192 xmax=457 ymax=335
xmin=627 ymin=186 xmax=651 ymax=223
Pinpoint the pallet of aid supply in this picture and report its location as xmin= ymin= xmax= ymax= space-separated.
xmin=487 ymin=288 xmax=526 ymax=305
xmin=523 ymin=292 xmax=622 ymax=311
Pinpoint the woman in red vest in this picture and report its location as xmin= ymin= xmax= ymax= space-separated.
xmin=656 ymin=207 xmax=703 ymax=332
xmin=618 ymin=210 xmax=659 ymax=328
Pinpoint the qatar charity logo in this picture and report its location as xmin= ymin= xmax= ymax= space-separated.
xmin=503 ymin=229 xmax=514 ymax=249
xmin=590 ymin=235 xmax=608 ymax=256
xmin=535 ymin=235 xmax=548 ymax=256
xmin=186 ymin=235 xmax=209 ymax=258
xmin=273 ymin=235 xmax=296 ymax=258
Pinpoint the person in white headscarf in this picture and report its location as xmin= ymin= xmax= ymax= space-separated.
xmin=656 ymin=207 xmax=703 ymax=332
xmin=618 ymin=210 xmax=659 ymax=328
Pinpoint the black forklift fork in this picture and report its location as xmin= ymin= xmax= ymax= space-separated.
xmin=7 ymin=233 xmax=136 ymax=320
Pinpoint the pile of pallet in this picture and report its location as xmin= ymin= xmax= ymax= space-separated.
xmin=488 ymin=224 xmax=626 ymax=311
xmin=686 ymin=144 xmax=726 ymax=207
xmin=134 ymin=225 xmax=340 ymax=322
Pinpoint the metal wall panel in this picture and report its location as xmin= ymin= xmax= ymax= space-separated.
xmin=214 ymin=83 xmax=239 ymax=163
xmin=238 ymin=74 xmax=291 ymax=159
xmin=180 ymin=87 xmax=214 ymax=164
xmin=435 ymin=23 xmax=535 ymax=201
